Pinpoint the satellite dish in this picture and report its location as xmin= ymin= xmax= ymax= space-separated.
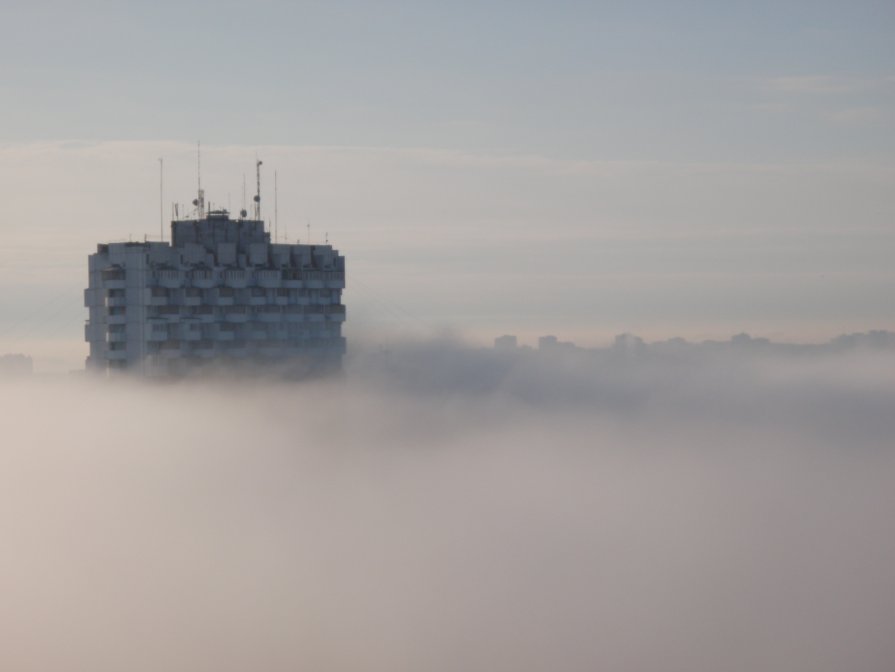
xmin=192 ymin=198 xmax=199 ymax=206
xmin=253 ymin=195 xmax=260 ymax=203
xmin=240 ymin=209 xmax=248 ymax=218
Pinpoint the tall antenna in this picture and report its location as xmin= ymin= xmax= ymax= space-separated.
xmin=194 ymin=140 xmax=205 ymax=219
xmin=254 ymin=158 xmax=263 ymax=221
xmin=307 ymin=220 xmax=311 ymax=245
xmin=242 ymin=173 xmax=246 ymax=212
xmin=158 ymin=157 xmax=164 ymax=242
xmin=274 ymin=170 xmax=279 ymax=243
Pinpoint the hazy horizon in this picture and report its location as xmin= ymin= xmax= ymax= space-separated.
xmin=2 ymin=138 xmax=894 ymax=371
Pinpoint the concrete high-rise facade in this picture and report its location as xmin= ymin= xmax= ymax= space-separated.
xmin=84 ymin=210 xmax=345 ymax=376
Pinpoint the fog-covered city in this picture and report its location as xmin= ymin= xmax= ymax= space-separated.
xmin=2 ymin=1 xmax=894 ymax=671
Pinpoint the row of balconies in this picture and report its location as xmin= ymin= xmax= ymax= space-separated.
xmin=141 ymin=287 xmax=341 ymax=307
xmin=96 ymin=286 xmax=343 ymax=308
xmin=144 ymin=304 xmax=345 ymax=322
xmin=153 ymin=268 xmax=344 ymax=290
xmin=89 ymin=309 xmax=343 ymax=344
xmin=145 ymin=321 xmax=336 ymax=342
xmin=145 ymin=336 xmax=345 ymax=359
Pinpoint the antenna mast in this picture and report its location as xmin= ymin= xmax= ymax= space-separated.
xmin=195 ymin=140 xmax=205 ymax=219
xmin=158 ymin=157 xmax=164 ymax=242
xmin=254 ymin=158 xmax=263 ymax=221
xmin=274 ymin=170 xmax=279 ymax=243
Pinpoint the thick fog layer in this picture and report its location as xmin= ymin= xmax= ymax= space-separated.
xmin=2 ymin=345 xmax=894 ymax=671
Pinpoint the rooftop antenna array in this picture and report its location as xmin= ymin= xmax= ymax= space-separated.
xmin=254 ymin=158 xmax=263 ymax=221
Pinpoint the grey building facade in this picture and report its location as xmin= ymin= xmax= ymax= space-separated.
xmin=84 ymin=211 xmax=346 ymax=376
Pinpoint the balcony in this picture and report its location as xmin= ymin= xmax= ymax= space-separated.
xmin=159 ymin=341 xmax=183 ymax=358
xmin=224 ymin=270 xmax=249 ymax=289
xmin=181 ymin=322 xmax=203 ymax=341
xmin=191 ymin=271 xmax=216 ymax=289
xmin=189 ymin=306 xmax=215 ymax=322
xmin=256 ymin=270 xmax=281 ymax=289
xmin=84 ymin=288 xmax=102 ymax=308
xmin=153 ymin=305 xmax=181 ymax=319
xmin=144 ymin=288 xmax=168 ymax=306
xmin=256 ymin=306 xmax=282 ymax=323
xmin=191 ymin=341 xmax=216 ymax=358
xmin=214 ymin=289 xmax=235 ymax=306
xmin=107 ymin=331 xmax=127 ymax=343
xmin=259 ymin=342 xmax=285 ymax=356
xmin=304 ymin=271 xmax=324 ymax=289
xmin=281 ymin=270 xmax=303 ymax=289
xmin=223 ymin=344 xmax=248 ymax=358
xmin=224 ymin=306 xmax=249 ymax=323
xmin=147 ymin=326 xmax=169 ymax=342
xmin=101 ymin=267 xmax=126 ymax=290
xmin=157 ymin=270 xmax=184 ymax=289
xmin=184 ymin=289 xmax=203 ymax=306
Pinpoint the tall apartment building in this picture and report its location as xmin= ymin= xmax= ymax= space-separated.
xmin=84 ymin=209 xmax=346 ymax=376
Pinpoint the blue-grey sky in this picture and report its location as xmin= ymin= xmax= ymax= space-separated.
xmin=4 ymin=1 xmax=894 ymax=158
xmin=1 ymin=1 xmax=893 ymax=369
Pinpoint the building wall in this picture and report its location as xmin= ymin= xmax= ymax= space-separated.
xmin=85 ymin=216 xmax=346 ymax=376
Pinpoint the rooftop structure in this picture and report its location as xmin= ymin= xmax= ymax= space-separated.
xmin=84 ymin=208 xmax=345 ymax=377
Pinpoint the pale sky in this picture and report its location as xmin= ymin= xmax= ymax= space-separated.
xmin=1 ymin=1 xmax=893 ymax=370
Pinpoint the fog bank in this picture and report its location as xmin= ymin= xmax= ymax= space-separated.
xmin=2 ymin=347 xmax=894 ymax=671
